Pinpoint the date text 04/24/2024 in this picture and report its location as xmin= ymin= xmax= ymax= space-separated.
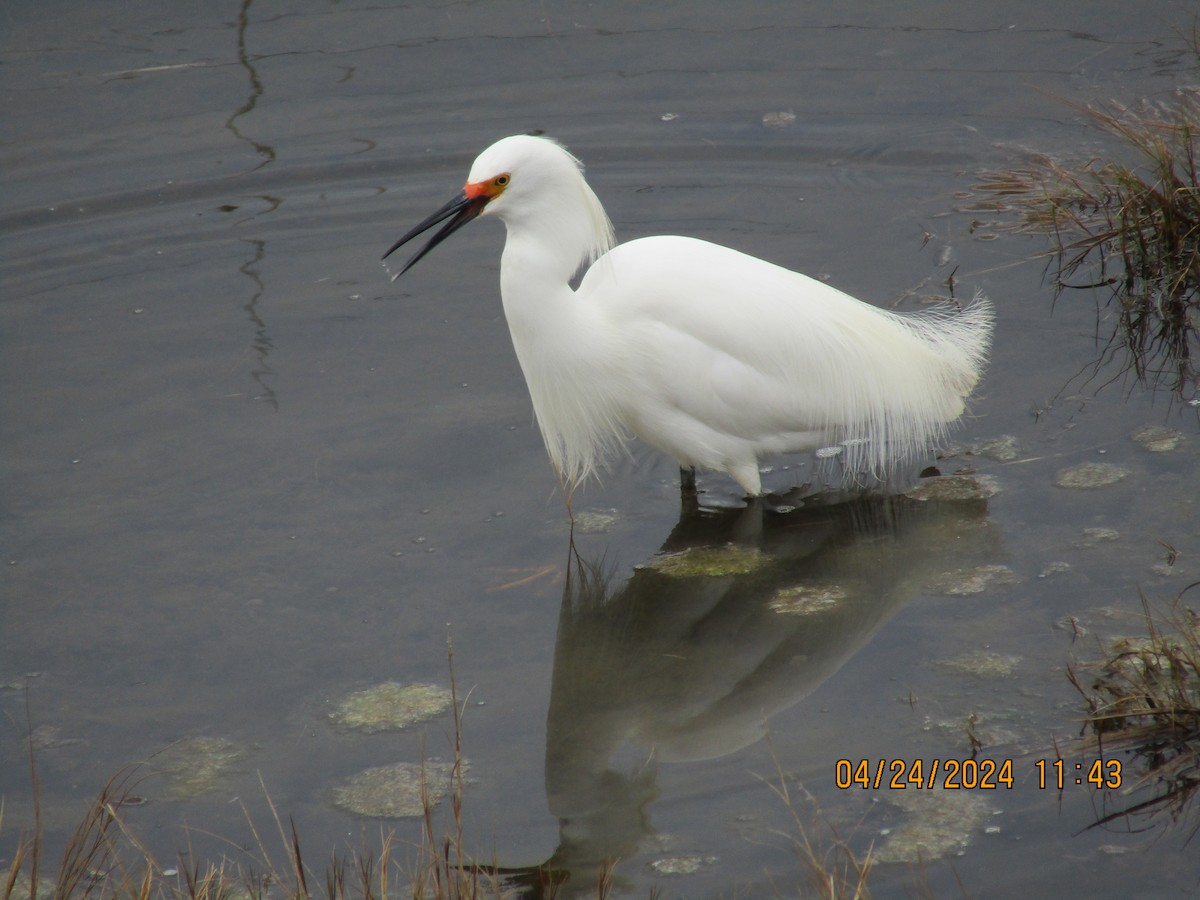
xmin=834 ymin=758 xmax=1124 ymax=791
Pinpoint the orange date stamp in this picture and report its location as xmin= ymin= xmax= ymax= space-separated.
xmin=835 ymin=757 xmax=1123 ymax=790
xmin=836 ymin=758 xmax=1014 ymax=790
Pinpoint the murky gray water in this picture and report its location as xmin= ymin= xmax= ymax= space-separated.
xmin=3 ymin=1 xmax=1198 ymax=896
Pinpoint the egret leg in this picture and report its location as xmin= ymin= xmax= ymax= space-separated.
xmin=679 ymin=466 xmax=700 ymax=514
xmin=679 ymin=465 xmax=697 ymax=494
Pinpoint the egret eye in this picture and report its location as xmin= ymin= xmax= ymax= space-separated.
xmin=494 ymin=174 xmax=510 ymax=187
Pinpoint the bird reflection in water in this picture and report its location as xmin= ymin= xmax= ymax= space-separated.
xmin=492 ymin=478 xmax=998 ymax=897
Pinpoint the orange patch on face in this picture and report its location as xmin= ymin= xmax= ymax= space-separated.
xmin=464 ymin=174 xmax=509 ymax=199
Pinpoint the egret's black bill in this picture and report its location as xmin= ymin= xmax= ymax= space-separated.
xmin=382 ymin=190 xmax=488 ymax=279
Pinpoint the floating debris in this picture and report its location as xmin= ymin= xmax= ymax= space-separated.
xmin=904 ymin=473 xmax=1000 ymax=502
xmin=330 ymin=682 xmax=452 ymax=733
xmin=1 ymin=672 xmax=41 ymax=691
xmin=944 ymin=435 xmax=1023 ymax=462
xmin=973 ymin=435 xmax=1022 ymax=461
xmin=572 ymin=508 xmax=618 ymax=534
xmin=1054 ymin=462 xmax=1130 ymax=489
xmin=1080 ymin=527 xmax=1121 ymax=545
xmin=648 ymin=855 xmax=718 ymax=875
xmin=28 ymin=725 xmax=86 ymax=751
xmin=762 ymin=110 xmax=796 ymax=127
xmin=874 ymin=789 xmax=991 ymax=863
xmin=156 ymin=737 xmax=250 ymax=800
xmin=1038 ymin=561 xmax=1072 ymax=578
xmin=1054 ymin=615 xmax=1089 ymax=638
xmin=1131 ymin=425 xmax=1183 ymax=452
xmin=332 ymin=761 xmax=462 ymax=818
xmin=936 ymin=651 xmax=1023 ymax=678
xmin=769 ymin=584 xmax=848 ymax=616
xmin=927 ymin=565 xmax=1019 ymax=596
xmin=640 ymin=544 xmax=766 ymax=577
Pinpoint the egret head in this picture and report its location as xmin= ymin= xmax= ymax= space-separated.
xmin=383 ymin=135 xmax=614 ymax=280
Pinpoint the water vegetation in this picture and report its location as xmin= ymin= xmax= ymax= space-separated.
xmin=974 ymin=88 xmax=1200 ymax=400
xmin=1067 ymin=588 xmax=1200 ymax=839
xmin=329 ymin=683 xmax=453 ymax=734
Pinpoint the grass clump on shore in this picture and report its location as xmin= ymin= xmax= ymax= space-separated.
xmin=974 ymin=89 xmax=1200 ymax=398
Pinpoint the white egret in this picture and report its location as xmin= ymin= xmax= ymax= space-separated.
xmin=383 ymin=134 xmax=992 ymax=497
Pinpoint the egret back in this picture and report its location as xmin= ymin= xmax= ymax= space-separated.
xmin=576 ymin=236 xmax=992 ymax=486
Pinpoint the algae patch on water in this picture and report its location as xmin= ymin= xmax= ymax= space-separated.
xmin=640 ymin=544 xmax=766 ymax=578
xmin=926 ymin=564 xmax=1019 ymax=596
xmin=572 ymin=508 xmax=619 ymax=534
xmin=769 ymin=584 xmax=848 ymax=616
xmin=935 ymin=651 xmax=1023 ymax=678
xmin=648 ymin=855 xmax=718 ymax=875
xmin=155 ymin=736 xmax=251 ymax=800
xmin=1131 ymin=425 xmax=1184 ymax=452
xmin=874 ymin=789 xmax=992 ymax=863
xmin=332 ymin=761 xmax=463 ymax=817
xmin=1054 ymin=462 xmax=1130 ymax=489
xmin=330 ymin=682 xmax=452 ymax=733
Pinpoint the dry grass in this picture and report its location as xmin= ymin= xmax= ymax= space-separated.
xmin=3 ymin=627 xmax=931 ymax=899
xmin=759 ymin=737 xmax=876 ymax=900
xmin=771 ymin=782 xmax=874 ymax=900
xmin=1 ymin=635 xmax=522 ymax=900
xmin=973 ymin=89 xmax=1200 ymax=397
xmin=1067 ymin=585 xmax=1200 ymax=839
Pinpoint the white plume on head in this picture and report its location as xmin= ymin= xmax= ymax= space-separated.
xmin=469 ymin=135 xmax=615 ymax=280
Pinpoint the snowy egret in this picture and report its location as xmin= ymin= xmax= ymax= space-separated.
xmin=383 ymin=134 xmax=992 ymax=497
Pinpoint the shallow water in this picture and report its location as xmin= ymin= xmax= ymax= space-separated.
xmin=2 ymin=1 xmax=1199 ymax=896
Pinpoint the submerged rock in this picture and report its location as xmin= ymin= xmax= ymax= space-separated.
xmin=905 ymin=473 xmax=1001 ymax=502
xmin=330 ymin=682 xmax=452 ymax=733
xmin=1054 ymin=462 xmax=1130 ymax=489
xmin=332 ymin=760 xmax=463 ymax=818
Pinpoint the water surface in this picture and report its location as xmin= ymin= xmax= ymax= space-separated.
xmin=3 ymin=1 xmax=1198 ymax=896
